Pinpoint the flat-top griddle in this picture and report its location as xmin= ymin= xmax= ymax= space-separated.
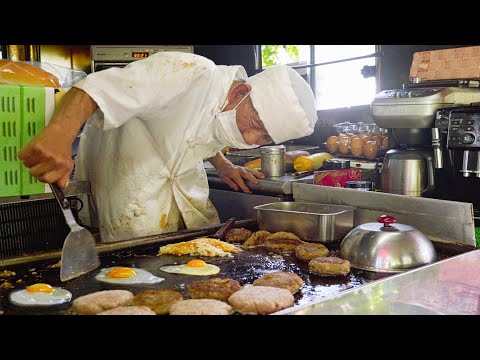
xmin=0 ymin=223 xmax=474 ymax=315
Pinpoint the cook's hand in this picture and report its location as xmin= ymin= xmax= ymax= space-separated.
xmin=18 ymin=124 xmax=74 ymax=188
xmin=216 ymin=163 xmax=265 ymax=193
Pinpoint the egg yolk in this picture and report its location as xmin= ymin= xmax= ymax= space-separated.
xmin=186 ymin=259 xmax=206 ymax=268
xmin=107 ymin=267 xmax=137 ymax=278
xmin=26 ymin=283 xmax=54 ymax=294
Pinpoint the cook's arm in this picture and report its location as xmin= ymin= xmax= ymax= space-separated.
xmin=18 ymin=87 xmax=98 ymax=188
xmin=207 ymin=152 xmax=265 ymax=193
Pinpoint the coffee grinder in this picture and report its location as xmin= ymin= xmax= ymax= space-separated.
xmin=371 ymin=84 xmax=480 ymax=197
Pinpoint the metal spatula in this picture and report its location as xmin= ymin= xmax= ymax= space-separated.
xmin=49 ymin=183 xmax=100 ymax=282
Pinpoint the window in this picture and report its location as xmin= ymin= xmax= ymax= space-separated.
xmin=257 ymin=45 xmax=378 ymax=110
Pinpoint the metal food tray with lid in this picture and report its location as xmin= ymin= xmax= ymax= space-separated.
xmin=254 ymin=201 xmax=356 ymax=243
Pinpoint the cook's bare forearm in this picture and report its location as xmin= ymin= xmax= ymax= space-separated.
xmin=48 ymin=87 xmax=98 ymax=142
xmin=207 ymin=152 xmax=232 ymax=170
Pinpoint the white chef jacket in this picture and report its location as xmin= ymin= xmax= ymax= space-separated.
xmin=73 ymin=52 xmax=246 ymax=242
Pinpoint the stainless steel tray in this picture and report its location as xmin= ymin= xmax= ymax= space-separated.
xmin=254 ymin=201 xmax=356 ymax=243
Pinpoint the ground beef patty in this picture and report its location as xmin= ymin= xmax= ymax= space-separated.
xmin=228 ymin=285 xmax=295 ymax=315
xmin=187 ymin=278 xmax=241 ymax=302
xmin=252 ymin=272 xmax=304 ymax=294
xmin=97 ymin=306 xmax=156 ymax=315
xmin=132 ymin=289 xmax=183 ymax=315
xmin=295 ymin=243 xmax=329 ymax=262
xmin=243 ymin=230 xmax=272 ymax=248
xmin=72 ymin=290 xmax=134 ymax=315
xmin=308 ymin=257 xmax=351 ymax=276
xmin=169 ymin=299 xmax=233 ymax=315
xmin=224 ymin=228 xmax=253 ymax=244
xmin=264 ymin=232 xmax=303 ymax=253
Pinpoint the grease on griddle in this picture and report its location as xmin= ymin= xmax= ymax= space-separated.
xmin=0 ymin=242 xmax=372 ymax=315
xmin=0 ymin=270 xmax=16 ymax=278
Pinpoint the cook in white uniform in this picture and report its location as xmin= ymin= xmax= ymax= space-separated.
xmin=19 ymin=52 xmax=318 ymax=242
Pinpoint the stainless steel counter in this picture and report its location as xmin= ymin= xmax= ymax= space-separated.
xmin=292 ymin=182 xmax=476 ymax=246
xmin=277 ymin=249 xmax=480 ymax=315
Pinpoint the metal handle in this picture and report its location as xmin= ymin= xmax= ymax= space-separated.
xmin=212 ymin=217 xmax=236 ymax=240
xmin=423 ymin=153 xmax=435 ymax=194
xmin=462 ymin=150 xmax=471 ymax=177
xmin=49 ymin=183 xmax=70 ymax=210
xmin=377 ymin=215 xmax=396 ymax=228
xmin=432 ymin=128 xmax=443 ymax=169
xmin=292 ymin=170 xmax=314 ymax=178
xmin=476 ymin=152 xmax=480 ymax=178
xmin=49 ymin=183 xmax=79 ymax=231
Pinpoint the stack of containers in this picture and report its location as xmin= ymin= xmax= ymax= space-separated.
xmin=0 ymin=85 xmax=55 ymax=197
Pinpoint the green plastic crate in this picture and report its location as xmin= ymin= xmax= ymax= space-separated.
xmin=0 ymin=85 xmax=54 ymax=197
xmin=20 ymin=86 xmax=46 ymax=195
xmin=0 ymin=85 xmax=21 ymax=196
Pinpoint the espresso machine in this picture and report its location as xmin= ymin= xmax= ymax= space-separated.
xmin=371 ymin=83 xmax=480 ymax=198
xmin=431 ymin=105 xmax=480 ymax=208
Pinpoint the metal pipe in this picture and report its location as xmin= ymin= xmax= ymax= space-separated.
xmin=309 ymin=45 xmax=316 ymax=97
xmin=289 ymin=51 xmax=384 ymax=70
xmin=6 ymin=45 xmax=26 ymax=61
xmin=27 ymin=45 xmax=41 ymax=62
xmin=254 ymin=45 xmax=262 ymax=71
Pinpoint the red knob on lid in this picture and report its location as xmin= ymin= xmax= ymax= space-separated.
xmin=377 ymin=215 xmax=396 ymax=228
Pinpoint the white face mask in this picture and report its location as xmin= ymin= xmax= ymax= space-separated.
xmin=212 ymin=91 xmax=259 ymax=149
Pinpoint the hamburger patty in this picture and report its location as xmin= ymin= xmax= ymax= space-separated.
xmin=97 ymin=306 xmax=156 ymax=315
xmin=252 ymin=272 xmax=304 ymax=294
xmin=243 ymin=230 xmax=272 ymax=248
xmin=132 ymin=289 xmax=183 ymax=315
xmin=169 ymin=299 xmax=234 ymax=315
xmin=264 ymin=232 xmax=303 ymax=253
xmin=295 ymin=243 xmax=329 ymax=262
xmin=308 ymin=257 xmax=351 ymax=276
xmin=224 ymin=228 xmax=253 ymax=244
xmin=187 ymin=277 xmax=241 ymax=302
xmin=227 ymin=285 xmax=294 ymax=315
xmin=72 ymin=290 xmax=134 ymax=315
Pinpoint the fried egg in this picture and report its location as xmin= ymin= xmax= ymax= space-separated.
xmin=9 ymin=283 xmax=72 ymax=306
xmin=159 ymin=259 xmax=220 ymax=276
xmin=95 ymin=267 xmax=165 ymax=285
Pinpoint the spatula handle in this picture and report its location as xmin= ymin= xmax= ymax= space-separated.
xmin=212 ymin=217 xmax=236 ymax=240
xmin=49 ymin=183 xmax=70 ymax=210
xmin=50 ymin=183 xmax=80 ymax=230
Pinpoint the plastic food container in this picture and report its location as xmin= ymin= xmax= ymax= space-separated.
xmin=254 ymin=201 xmax=356 ymax=243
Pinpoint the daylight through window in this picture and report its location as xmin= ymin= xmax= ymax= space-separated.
xmin=259 ymin=45 xmax=377 ymax=110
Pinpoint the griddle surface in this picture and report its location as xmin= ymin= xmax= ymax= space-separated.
xmin=0 ymin=244 xmax=371 ymax=315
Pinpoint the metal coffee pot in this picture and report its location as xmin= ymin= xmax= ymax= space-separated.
xmin=380 ymin=148 xmax=435 ymax=197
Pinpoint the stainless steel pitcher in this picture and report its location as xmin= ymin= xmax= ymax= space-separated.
xmin=380 ymin=148 xmax=435 ymax=197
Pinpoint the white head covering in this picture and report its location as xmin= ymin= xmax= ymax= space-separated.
xmin=246 ymin=65 xmax=318 ymax=144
